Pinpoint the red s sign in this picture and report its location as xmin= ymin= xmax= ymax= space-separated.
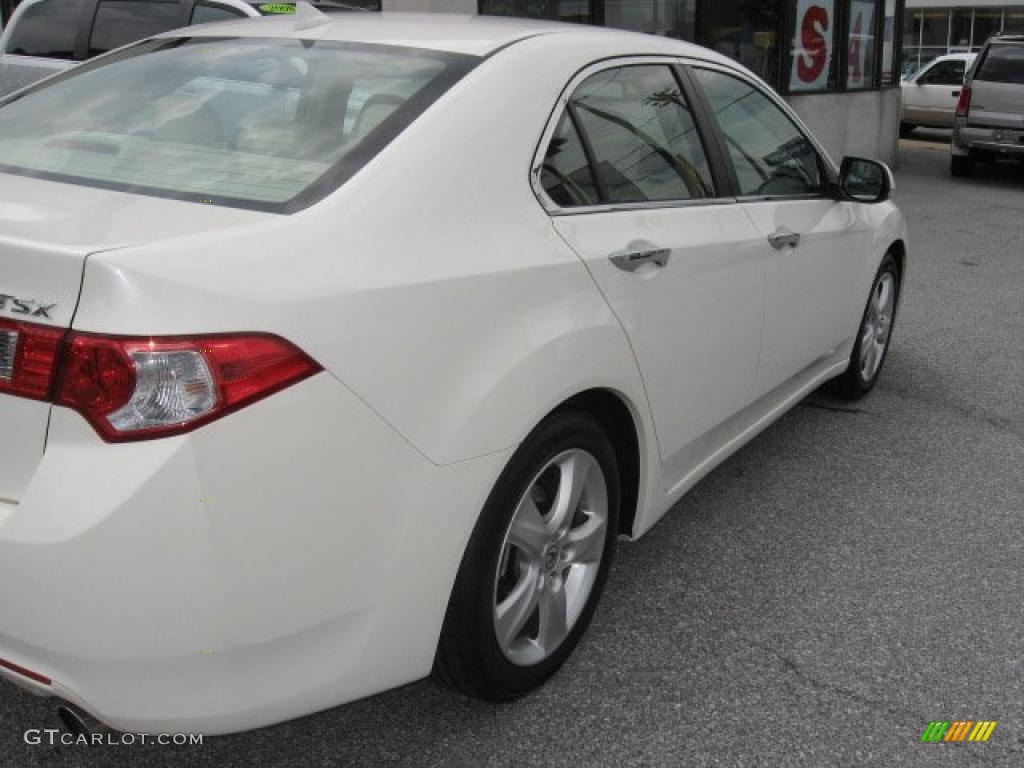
xmin=798 ymin=5 xmax=830 ymax=83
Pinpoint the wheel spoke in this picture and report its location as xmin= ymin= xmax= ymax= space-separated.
xmin=565 ymin=517 xmax=607 ymax=565
xmin=537 ymin=581 xmax=568 ymax=653
xmin=508 ymin=495 xmax=548 ymax=559
xmin=550 ymin=453 xmax=593 ymax=533
xmin=495 ymin=566 xmax=540 ymax=649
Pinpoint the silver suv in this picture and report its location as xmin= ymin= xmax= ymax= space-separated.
xmin=951 ymin=35 xmax=1024 ymax=177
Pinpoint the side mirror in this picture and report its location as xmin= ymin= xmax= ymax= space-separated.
xmin=838 ymin=157 xmax=894 ymax=203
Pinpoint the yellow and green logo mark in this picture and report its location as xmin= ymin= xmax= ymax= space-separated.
xmin=921 ymin=721 xmax=997 ymax=742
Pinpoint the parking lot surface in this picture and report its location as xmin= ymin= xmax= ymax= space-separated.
xmin=2 ymin=141 xmax=1022 ymax=767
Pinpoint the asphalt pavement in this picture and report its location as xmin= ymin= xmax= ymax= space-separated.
xmin=2 ymin=140 xmax=1023 ymax=767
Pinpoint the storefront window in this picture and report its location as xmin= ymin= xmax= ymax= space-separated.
xmin=604 ymin=0 xmax=695 ymax=39
xmin=1006 ymin=11 xmax=1024 ymax=36
xmin=479 ymin=0 xmax=594 ymax=24
xmin=920 ymin=9 xmax=949 ymax=47
xmin=951 ymin=10 xmax=973 ymax=50
xmin=846 ymin=0 xmax=877 ymax=88
xmin=972 ymin=8 xmax=1003 ymax=49
xmin=788 ymin=0 xmax=838 ymax=92
xmin=706 ymin=0 xmax=781 ymax=86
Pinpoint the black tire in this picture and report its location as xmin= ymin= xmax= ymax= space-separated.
xmin=433 ymin=409 xmax=619 ymax=701
xmin=827 ymin=253 xmax=901 ymax=400
xmin=899 ymin=122 xmax=916 ymax=138
xmin=951 ymin=153 xmax=974 ymax=177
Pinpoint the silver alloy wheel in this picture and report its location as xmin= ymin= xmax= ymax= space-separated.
xmin=493 ymin=449 xmax=609 ymax=667
xmin=859 ymin=271 xmax=895 ymax=381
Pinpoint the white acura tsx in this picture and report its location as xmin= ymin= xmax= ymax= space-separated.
xmin=0 ymin=9 xmax=907 ymax=735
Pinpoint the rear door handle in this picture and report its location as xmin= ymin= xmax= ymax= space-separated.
xmin=609 ymin=247 xmax=671 ymax=272
xmin=768 ymin=228 xmax=801 ymax=250
xmin=952 ymin=90 xmax=961 ymax=97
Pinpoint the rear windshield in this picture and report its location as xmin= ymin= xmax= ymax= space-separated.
xmin=0 ymin=37 xmax=475 ymax=212
xmin=975 ymin=43 xmax=1024 ymax=84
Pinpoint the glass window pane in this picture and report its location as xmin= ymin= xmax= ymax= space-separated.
xmin=920 ymin=9 xmax=949 ymax=47
xmin=881 ymin=0 xmax=898 ymax=85
xmin=788 ymin=0 xmax=838 ymax=92
xmin=0 ymin=38 xmax=468 ymax=209
xmin=973 ymin=9 xmax=1003 ymax=47
xmin=903 ymin=9 xmax=921 ymax=47
xmin=479 ymin=0 xmax=592 ymax=24
xmin=951 ymin=10 xmax=972 ymax=49
xmin=5 ymin=0 xmax=86 ymax=59
xmin=919 ymin=58 xmax=966 ymax=85
xmin=1006 ymin=11 xmax=1024 ymax=36
xmin=89 ymin=1 xmax=182 ymax=57
xmin=847 ymin=0 xmax=878 ymax=88
xmin=976 ymin=42 xmax=1024 ymax=85
xmin=693 ymin=68 xmax=823 ymax=197
xmin=571 ymin=65 xmax=714 ymax=203
xmin=916 ymin=47 xmax=945 ymax=72
xmin=191 ymin=3 xmax=247 ymax=24
xmin=604 ymin=0 xmax=696 ymax=40
xmin=540 ymin=112 xmax=599 ymax=207
xmin=706 ymin=1 xmax=781 ymax=86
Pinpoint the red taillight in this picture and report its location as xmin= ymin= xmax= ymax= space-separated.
xmin=55 ymin=333 xmax=321 ymax=442
xmin=1 ymin=318 xmax=320 ymax=442
xmin=956 ymin=86 xmax=972 ymax=117
xmin=0 ymin=318 xmax=64 ymax=401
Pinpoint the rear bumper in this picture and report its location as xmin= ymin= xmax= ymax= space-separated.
xmin=953 ymin=123 xmax=1024 ymax=156
xmin=0 ymin=373 xmax=508 ymax=734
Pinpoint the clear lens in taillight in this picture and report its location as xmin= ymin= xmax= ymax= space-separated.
xmin=55 ymin=333 xmax=320 ymax=441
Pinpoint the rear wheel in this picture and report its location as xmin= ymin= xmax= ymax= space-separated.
xmin=951 ymin=152 xmax=974 ymax=177
xmin=434 ymin=410 xmax=619 ymax=701
xmin=828 ymin=254 xmax=900 ymax=400
xmin=899 ymin=122 xmax=916 ymax=138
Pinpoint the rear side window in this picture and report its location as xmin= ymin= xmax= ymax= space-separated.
xmin=541 ymin=112 xmax=600 ymax=207
xmin=191 ymin=3 xmax=248 ymax=24
xmin=89 ymin=1 xmax=182 ymax=57
xmin=5 ymin=0 xmax=87 ymax=60
xmin=693 ymin=68 xmax=824 ymax=198
xmin=975 ymin=44 xmax=1024 ymax=85
xmin=543 ymin=64 xmax=714 ymax=207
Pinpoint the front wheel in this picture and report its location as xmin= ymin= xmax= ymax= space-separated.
xmin=828 ymin=254 xmax=901 ymax=400
xmin=434 ymin=410 xmax=619 ymax=701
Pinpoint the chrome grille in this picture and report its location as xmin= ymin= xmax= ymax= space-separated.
xmin=0 ymin=330 xmax=17 ymax=381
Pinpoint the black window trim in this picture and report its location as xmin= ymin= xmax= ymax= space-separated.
xmin=530 ymin=55 xmax=737 ymax=217
xmin=1 ymin=0 xmax=98 ymax=61
xmin=685 ymin=61 xmax=840 ymax=203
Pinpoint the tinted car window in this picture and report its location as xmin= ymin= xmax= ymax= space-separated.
xmin=694 ymin=68 xmax=823 ymax=197
xmin=89 ymin=1 xmax=182 ymax=57
xmin=191 ymin=3 xmax=247 ymax=23
xmin=975 ymin=44 xmax=1024 ymax=85
xmin=920 ymin=59 xmax=966 ymax=85
xmin=0 ymin=37 xmax=473 ymax=212
xmin=569 ymin=65 xmax=715 ymax=204
xmin=5 ymin=0 xmax=87 ymax=59
xmin=541 ymin=112 xmax=600 ymax=207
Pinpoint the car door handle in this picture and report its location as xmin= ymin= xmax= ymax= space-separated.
xmin=609 ymin=247 xmax=671 ymax=272
xmin=768 ymin=228 xmax=801 ymax=250
xmin=952 ymin=90 xmax=961 ymax=97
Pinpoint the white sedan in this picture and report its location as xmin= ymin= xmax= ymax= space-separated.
xmin=0 ymin=9 xmax=907 ymax=735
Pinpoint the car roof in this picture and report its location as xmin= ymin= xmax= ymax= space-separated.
xmin=987 ymin=35 xmax=1024 ymax=44
xmin=165 ymin=11 xmax=726 ymax=59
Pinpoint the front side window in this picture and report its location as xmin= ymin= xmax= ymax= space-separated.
xmin=0 ymin=37 xmax=475 ymax=211
xmin=693 ymin=68 xmax=824 ymax=198
xmin=5 ymin=0 xmax=87 ymax=59
xmin=89 ymin=1 xmax=182 ymax=57
xmin=919 ymin=59 xmax=966 ymax=85
xmin=543 ymin=65 xmax=714 ymax=206
xmin=976 ymin=43 xmax=1024 ymax=85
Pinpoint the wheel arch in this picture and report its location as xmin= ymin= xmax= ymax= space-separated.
xmin=552 ymin=388 xmax=644 ymax=539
